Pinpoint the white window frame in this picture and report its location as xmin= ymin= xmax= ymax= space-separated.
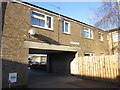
xmin=112 ymin=31 xmax=120 ymax=42
xmin=99 ymin=32 xmax=103 ymax=41
xmin=100 ymin=53 xmax=104 ymax=57
xmin=82 ymin=27 xmax=93 ymax=39
xmin=62 ymin=20 xmax=70 ymax=34
xmin=107 ymin=34 xmax=109 ymax=40
xmin=31 ymin=10 xmax=53 ymax=30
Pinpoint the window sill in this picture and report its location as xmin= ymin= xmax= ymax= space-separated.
xmin=83 ymin=37 xmax=94 ymax=40
xmin=100 ymin=40 xmax=104 ymax=42
xmin=30 ymin=25 xmax=53 ymax=31
xmin=62 ymin=32 xmax=71 ymax=35
xmin=113 ymin=41 xmax=119 ymax=43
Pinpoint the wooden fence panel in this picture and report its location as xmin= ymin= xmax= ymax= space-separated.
xmin=78 ymin=54 xmax=119 ymax=82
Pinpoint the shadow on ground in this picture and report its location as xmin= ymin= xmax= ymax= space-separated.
xmin=28 ymin=69 xmax=119 ymax=88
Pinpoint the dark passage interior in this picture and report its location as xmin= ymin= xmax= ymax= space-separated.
xmin=29 ymin=48 xmax=76 ymax=74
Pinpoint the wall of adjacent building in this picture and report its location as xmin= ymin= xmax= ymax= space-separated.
xmin=108 ymin=29 xmax=120 ymax=54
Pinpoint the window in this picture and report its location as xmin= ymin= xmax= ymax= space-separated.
xmin=84 ymin=53 xmax=94 ymax=56
xmin=107 ymin=35 xmax=109 ymax=40
xmin=112 ymin=32 xmax=120 ymax=42
xmin=100 ymin=53 xmax=104 ymax=57
xmin=99 ymin=32 xmax=103 ymax=41
xmin=82 ymin=27 xmax=93 ymax=39
xmin=47 ymin=16 xmax=51 ymax=28
xmin=31 ymin=10 xmax=53 ymax=30
xmin=62 ymin=20 xmax=70 ymax=34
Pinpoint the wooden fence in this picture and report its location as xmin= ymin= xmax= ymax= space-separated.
xmin=71 ymin=54 xmax=119 ymax=83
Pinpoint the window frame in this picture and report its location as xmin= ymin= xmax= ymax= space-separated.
xmin=62 ymin=20 xmax=70 ymax=34
xmin=99 ymin=32 xmax=103 ymax=41
xmin=31 ymin=10 xmax=53 ymax=30
xmin=100 ymin=53 xmax=104 ymax=56
xmin=106 ymin=34 xmax=109 ymax=40
xmin=112 ymin=31 xmax=120 ymax=42
xmin=82 ymin=27 xmax=93 ymax=39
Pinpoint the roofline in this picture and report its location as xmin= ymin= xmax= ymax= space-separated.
xmin=108 ymin=27 xmax=120 ymax=32
xmin=12 ymin=0 xmax=105 ymax=31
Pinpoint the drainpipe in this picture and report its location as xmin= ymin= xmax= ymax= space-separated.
xmin=57 ymin=8 xmax=61 ymax=44
xmin=111 ymin=32 xmax=114 ymax=54
xmin=48 ymin=3 xmax=61 ymax=44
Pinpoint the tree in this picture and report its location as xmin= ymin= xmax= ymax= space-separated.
xmin=90 ymin=0 xmax=120 ymax=30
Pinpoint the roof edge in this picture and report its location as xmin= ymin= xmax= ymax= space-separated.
xmin=12 ymin=0 xmax=105 ymax=31
xmin=108 ymin=27 xmax=120 ymax=32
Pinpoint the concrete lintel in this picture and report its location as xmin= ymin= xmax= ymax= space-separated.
xmin=24 ymin=41 xmax=80 ymax=52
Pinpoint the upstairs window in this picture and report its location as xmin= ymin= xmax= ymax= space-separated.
xmin=99 ymin=32 xmax=103 ymax=41
xmin=31 ymin=10 xmax=53 ymax=30
xmin=107 ymin=35 xmax=109 ymax=40
xmin=112 ymin=32 xmax=120 ymax=42
xmin=100 ymin=53 xmax=104 ymax=57
xmin=62 ymin=20 xmax=70 ymax=34
xmin=82 ymin=27 xmax=93 ymax=39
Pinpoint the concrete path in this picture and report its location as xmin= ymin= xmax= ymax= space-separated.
xmin=28 ymin=69 xmax=119 ymax=88
xmin=28 ymin=69 xmax=81 ymax=88
xmin=70 ymin=79 xmax=119 ymax=88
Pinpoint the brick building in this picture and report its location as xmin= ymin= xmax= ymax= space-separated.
xmin=0 ymin=0 xmax=119 ymax=88
xmin=29 ymin=54 xmax=47 ymax=63
xmin=107 ymin=28 xmax=120 ymax=55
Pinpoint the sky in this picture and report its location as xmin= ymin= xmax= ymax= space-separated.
xmin=22 ymin=0 xmax=103 ymax=28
